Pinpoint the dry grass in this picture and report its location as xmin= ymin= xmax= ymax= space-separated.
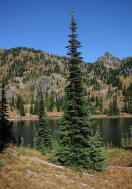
xmin=119 ymin=76 xmax=132 ymax=88
xmin=107 ymin=148 xmax=132 ymax=167
xmin=0 ymin=146 xmax=132 ymax=189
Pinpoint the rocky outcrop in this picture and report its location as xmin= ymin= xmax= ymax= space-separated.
xmin=96 ymin=52 xmax=121 ymax=68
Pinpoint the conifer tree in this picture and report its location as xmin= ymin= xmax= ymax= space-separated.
xmin=128 ymin=97 xmax=132 ymax=113
xmin=55 ymin=10 xmax=107 ymax=170
xmin=0 ymin=82 xmax=13 ymax=152
xmin=30 ymin=102 xmax=33 ymax=115
xmin=113 ymin=94 xmax=119 ymax=115
xmin=108 ymin=101 xmax=114 ymax=116
xmin=49 ymin=92 xmax=54 ymax=112
xmin=19 ymin=100 xmax=25 ymax=116
xmin=30 ymin=96 xmax=34 ymax=115
xmin=16 ymin=95 xmax=25 ymax=116
xmin=34 ymin=91 xmax=52 ymax=153
xmin=33 ymin=99 xmax=39 ymax=115
xmin=99 ymin=97 xmax=103 ymax=114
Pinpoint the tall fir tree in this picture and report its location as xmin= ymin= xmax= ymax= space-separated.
xmin=16 ymin=95 xmax=25 ymax=116
xmin=0 ymin=82 xmax=13 ymax=152
xmin=128 ymin=97 xmax=132 ymax=113
xmin=30 ymin=96 xmax=34 ymax=115
xmin=33 ymin=99 xmax=39 ymax=115
xmin=34 ymin=91 xmax=52 ymax=153
xmin=113 ymin=94 xmax=119 ymax=115
xmin=55 ymin=9 xmax=107 ymax=170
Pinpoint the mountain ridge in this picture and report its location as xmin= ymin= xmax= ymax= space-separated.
xmin=0 ymin=47 xmax=132 ymax=116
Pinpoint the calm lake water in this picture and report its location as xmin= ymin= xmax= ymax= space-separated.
xmin=12 ymin=118 xmax=132 ymax=147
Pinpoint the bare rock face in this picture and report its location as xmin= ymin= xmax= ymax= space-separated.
xmin=6 ymin=86 xmax=18 ymax=97
xmin=125 ymin=68 xmax=132 ymax=76
xmin=96 ymin=52 xmax=121 ymax=68
xmin=35 ymin=76 xmax=52 ymax=94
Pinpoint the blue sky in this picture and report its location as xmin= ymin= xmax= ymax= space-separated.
xmin=0 ymin=0 xmax=132 ymax=62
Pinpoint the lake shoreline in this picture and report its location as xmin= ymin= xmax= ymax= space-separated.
xmin=8 ymin=112 xmax=132 ymax=121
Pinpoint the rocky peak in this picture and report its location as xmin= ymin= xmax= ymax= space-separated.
xmin=96 ymin=52 xmax=121 ymax=68
xmin=104 ymin=51 xmax=112 ymax=56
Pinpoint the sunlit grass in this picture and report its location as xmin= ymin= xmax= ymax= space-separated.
xmin=0 ymin=145 xmax=132 ymax=189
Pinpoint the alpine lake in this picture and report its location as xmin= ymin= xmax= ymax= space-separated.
xmin=12 ymin=117 xmax=132 ymax=148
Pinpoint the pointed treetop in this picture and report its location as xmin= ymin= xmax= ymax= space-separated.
xmin=72 ymin=8 xmax=74 ymax=17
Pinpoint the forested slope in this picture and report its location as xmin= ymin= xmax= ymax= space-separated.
xmin=0 ymin=47 xmax=132 ymax=116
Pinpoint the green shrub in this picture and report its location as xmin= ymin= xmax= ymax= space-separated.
xmin=0 ymin=160 xmax=4 ymax=168
xmin=20 ymin=137 xmax=25 ymax=147
xmin=30 ymin=85 xmax=35 ymax=92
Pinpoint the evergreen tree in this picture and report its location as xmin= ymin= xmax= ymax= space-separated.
xmin=55 ymin=10 xmax=107 ymax=170
xmin=30 ymin=96 xmax=34 ymax=115
xmin=16 ymin=95 xmax=25 ymax=116
xmin=113 ymin=94 xmax=119 ymax=115
xmin=108 ymin=101 xmax=114 ymax=116
xmin=99 ymin=97 xmax=103 ymax=114
xmin=89 ymin=127 xmax=107 ymax=171
xmin=19 ymin=100 xmax=25 ymax=116
xmin=34 ymin=92 xmax=52 ymax=153
xmin=11 ymin=96 xmax=15 ymax=107
xmin=95 ymin=96 xmax=99 ymax=107
xmin=49 ymin=92 xmax=54 ymax=112
xmin=0 ymin=82 xmax=13 ymax=152
xmin=128 ymin=97 xmax=132 ymax=113
xmin=30 ymin=102 xmax=33 ymax=115
xmin=107 ymin=86 xmax=112 ymax=99
xmin=33 ymin=99 xmax=39 ymax=115
xmin=122 ymin=101 xmax=128 ymax=113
